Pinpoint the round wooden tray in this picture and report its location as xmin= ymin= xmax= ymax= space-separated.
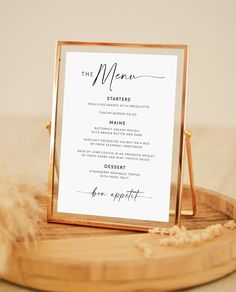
xmin=2 ymin=186 xmax=236 ymax=291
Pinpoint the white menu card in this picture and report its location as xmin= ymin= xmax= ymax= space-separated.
xmin=57 ymin=51 xmax=178 ymax=222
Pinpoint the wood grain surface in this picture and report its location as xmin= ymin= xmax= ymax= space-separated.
xmin=1 ymin=186 xmax=236 ymax=291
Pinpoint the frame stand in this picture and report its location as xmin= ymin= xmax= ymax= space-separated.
xmin=46 ymin=121 xmax=196 ymax=223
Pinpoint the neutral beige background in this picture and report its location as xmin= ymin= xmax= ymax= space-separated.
xmin=1 ymin=0 xmax=236 ymax=128
xmin=1 ymin=0 xmax=236 ymax=291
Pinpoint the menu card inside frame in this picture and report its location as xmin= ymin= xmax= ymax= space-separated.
xmin=57 ymin=51 xmax=178 ymax=222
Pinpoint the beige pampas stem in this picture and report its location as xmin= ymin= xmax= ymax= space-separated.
xmin=135 ymin=237 xmax=152 ymax=258
xmin=0 ymin=156 xmax=45 ymax=274
xmin=158 ymin=224 xmax=223 ymax=247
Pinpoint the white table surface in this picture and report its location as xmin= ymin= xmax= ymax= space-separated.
xmin=1 ymin=115 xmax=236 ymax=291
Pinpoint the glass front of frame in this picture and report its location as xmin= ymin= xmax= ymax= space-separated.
xmin=48 ymin=41 xmax=188 ymax=231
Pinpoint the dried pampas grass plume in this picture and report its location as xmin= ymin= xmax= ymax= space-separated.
xmin=135 ymin=221 xmax=236 ymax=257
xmin=0 ymin=157 xmax=45 ymax=274
xmin=135 ymin=237 xmax=152 ymax=258
xmin=158 ymin=224 xmax=223 ymax=247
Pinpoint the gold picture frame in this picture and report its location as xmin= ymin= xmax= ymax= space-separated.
xmin=47 ymin=41 xmax=190 ymax=231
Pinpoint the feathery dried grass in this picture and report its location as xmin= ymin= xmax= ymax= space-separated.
xmin=135 ymin=237 xmax=152 ymax=258
xmin=0 ymin=157 xmax=45 ymax=274
xmin=135 ymin=221 xmax=236 ymax=257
